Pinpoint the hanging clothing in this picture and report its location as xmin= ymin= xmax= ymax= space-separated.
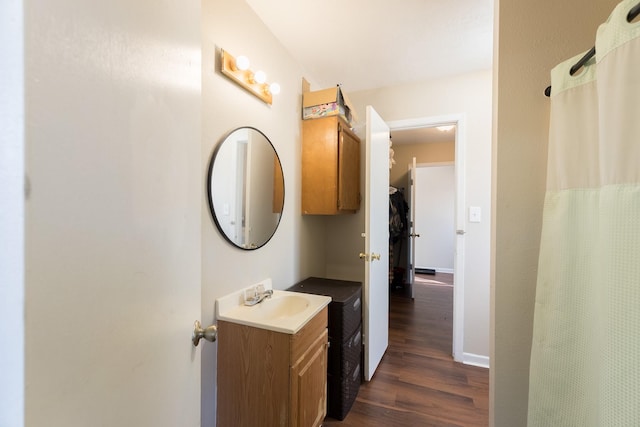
xmin=389 ymin=189 xmax=408 ymax=244
xmin=389 ymin=188 xmax=409 ymax=285
xmin=528 ymin=1 xmax=640 ymax=425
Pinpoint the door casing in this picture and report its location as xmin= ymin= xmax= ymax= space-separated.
xmin=387 ymin=114 xmax=466 ymax=362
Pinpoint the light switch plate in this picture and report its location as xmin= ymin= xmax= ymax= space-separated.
xmin=469 ymin=206 xmax=481 ymax=223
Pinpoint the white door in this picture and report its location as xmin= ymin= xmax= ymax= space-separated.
xmin=407 ymin=157 xmax=418 ymax=299
xmin=415 ymin=164 xmax=455 ymax=272
xmin=22 ymin=1 xmax=203 ymax=425
xmin=363 ymin=106 xmax=390 ymax=381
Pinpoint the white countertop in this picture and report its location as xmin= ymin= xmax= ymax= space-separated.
xmin=216 ymin=280 xmax=331 ymax=334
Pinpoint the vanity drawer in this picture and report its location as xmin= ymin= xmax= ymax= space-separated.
xmin=291 ymin=306 xmax=328 ymax=362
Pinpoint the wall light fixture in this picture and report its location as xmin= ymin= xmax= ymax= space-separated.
xmin=220 ymin=49 xmax=280 ymax=105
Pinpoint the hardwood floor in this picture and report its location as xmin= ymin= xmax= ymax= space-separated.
xmin=323 ymin=273 xmax=489 ymax=427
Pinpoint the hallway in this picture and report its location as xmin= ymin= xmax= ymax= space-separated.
xmin=325 ymin=273 xmax=489 ymax=426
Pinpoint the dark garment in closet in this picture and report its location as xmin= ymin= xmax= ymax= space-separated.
xmin=389 ymin=190 xmax=409 ymax=244
xmin=389 ymin=189 xmax=409 ymax=285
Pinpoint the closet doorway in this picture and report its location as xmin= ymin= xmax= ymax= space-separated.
xmin=387 ymin=115 xmax=465 ymax=361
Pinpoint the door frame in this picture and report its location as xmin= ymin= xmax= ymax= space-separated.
xmin=387 ymin=113 xmax=466 ymax=362
xmin=1 ymin=1 xmax=25 ymax=422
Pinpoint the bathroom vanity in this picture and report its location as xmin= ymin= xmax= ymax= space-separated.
xmin=216 ymin=284 xmax=331 ymax=427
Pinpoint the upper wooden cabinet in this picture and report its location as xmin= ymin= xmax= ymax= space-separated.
xmin=302 ymin=116 xmax=360 ymax=215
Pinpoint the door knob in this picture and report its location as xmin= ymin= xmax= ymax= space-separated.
xmin=409 ymin=233 xmax=421 ymax=238
xmin=359 ymin=252 xmax=369 ymax=261
xmin=456 ymin=230 xmax=466 ymax=235
xmin=192 ymin=320 xmax=217 ymax=346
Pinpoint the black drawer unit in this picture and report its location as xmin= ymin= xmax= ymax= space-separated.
xmin=328 ymin=324 xmax=361 ymax=377
xmin=287 ymin=277 xmax=362 ymax=420
xmin=327 ymin=360 xmax=361 ymax=420
xmin=288 ymin=277 xmax=362 ymax=340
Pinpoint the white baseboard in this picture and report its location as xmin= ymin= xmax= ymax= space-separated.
xmin=415 ymin=267 xmax=454 ymax=274
xmin=463 ymin=352 xmax=489 ymax=369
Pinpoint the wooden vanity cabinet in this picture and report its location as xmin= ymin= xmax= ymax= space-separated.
xmin=217 ymin=307 xmax=328 ymax=427
xmin=302 ymin=116 xmax=360 ymax=215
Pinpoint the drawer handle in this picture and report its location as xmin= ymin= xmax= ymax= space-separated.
xmin=353 ymin=297 xmax=361 ymax=310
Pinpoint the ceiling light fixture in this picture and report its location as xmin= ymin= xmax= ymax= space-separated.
xmin=220 ymin=49 xmax=280 ymax=105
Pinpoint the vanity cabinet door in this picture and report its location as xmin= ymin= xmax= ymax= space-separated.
xmin=217 ymin=321 xmax=290 ymax=427
xmin=302 ymin=116 xmax=360 ymax=215
xmin=290 ymin=330 xmax=328 ymax=427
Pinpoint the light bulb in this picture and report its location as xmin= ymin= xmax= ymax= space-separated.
xmin=235 ymin=55 xmax=250 ymax=71
xmin=253 ymin=70 xmax=267 ymax=84
xmin=269 ymin=83 xmax=281 ymax=95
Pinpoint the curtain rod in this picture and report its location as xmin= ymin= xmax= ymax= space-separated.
xmin=544 ymin=2 xmax=640 ymax=97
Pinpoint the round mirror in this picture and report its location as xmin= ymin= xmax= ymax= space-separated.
xmin=207 ymin=127 xmax=284 ymax=250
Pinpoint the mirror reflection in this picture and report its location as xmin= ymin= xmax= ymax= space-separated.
xmin=207 ymin=127 xmax=284 ymax=250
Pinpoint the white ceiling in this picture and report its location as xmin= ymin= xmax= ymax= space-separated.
xmin=246 ymin=0 xmax=494 ymax=93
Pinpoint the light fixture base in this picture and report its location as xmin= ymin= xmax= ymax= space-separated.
xmin=220 ymin=49 xmax=273 ymax=105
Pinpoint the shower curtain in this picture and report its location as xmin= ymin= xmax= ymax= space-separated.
xmin=528 ymin=1 xmax=640 ymax=425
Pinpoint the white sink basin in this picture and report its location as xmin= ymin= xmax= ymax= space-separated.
xmin=243 ymin=294 xmax=310 ymax=321
xmin=216 ymin=284 xmax=331 ymax=334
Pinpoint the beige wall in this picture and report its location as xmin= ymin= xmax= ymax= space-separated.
xmin=201 ymin=1 xmax=328 ymax=424
xmin=347 ymin=70 xmax=493 ymax=362
xmin=391 ymin=140 xmax=455 ymax=189
xmin=492 ymin=0 xmax=621 ymax=425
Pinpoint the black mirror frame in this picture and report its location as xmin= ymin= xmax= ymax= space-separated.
xmin=206 ymin=127 xmax=285 ymax=250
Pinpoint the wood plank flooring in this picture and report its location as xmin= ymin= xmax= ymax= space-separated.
xmin=323 ymin=273 xmax=489 ymax=427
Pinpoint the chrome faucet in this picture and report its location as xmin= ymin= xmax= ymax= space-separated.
xmin=243 ymin=284 xmax=273 ymax=306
